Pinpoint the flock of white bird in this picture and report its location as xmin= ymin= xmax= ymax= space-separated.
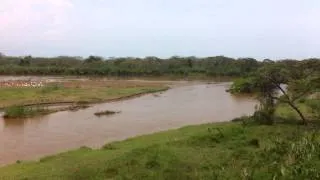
xmin=0 ymin=80 xmax=44 ymax=87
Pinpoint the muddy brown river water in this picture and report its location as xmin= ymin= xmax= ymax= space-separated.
xmin=0 ymin=82 xmax=257 ymax=166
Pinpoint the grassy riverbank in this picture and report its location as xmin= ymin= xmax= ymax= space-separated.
xmin=3 ymin=106 xmax=53 ymax=119
xmin=3 ymin=104 xmax=91 ymax=119
xmin=0 ymin=118 xmax=319 ymax=179
xmin=0 ymin=80 xmax=168 ymax=108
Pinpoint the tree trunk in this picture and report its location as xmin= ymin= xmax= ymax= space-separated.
xmin=270 ymin=80 xmax=308 ymax=125
xmin=287 ymin=101 xmax=308 ymax=125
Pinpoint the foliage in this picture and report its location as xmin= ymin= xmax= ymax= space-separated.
xmin=230 ymin=61 xmax=319 ymax=124
xmin=1 ymin=55 xmax=318 ymax=78
xmin=228 ymin=77 xmax=259 ymax=93
xmin=3 ymin=106 xmax=50 ymax=118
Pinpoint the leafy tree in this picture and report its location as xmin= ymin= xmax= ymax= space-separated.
xmin=84 ymin=56 xmax=103 ymax=63
xmin=19 ymin=56 xmax=31 ymax=66
xmin=256 ymin=64 xmax=316 ymax=124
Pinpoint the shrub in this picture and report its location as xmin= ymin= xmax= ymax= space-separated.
xmin=228 ymin=77 xmax=259 ymax=94
xmin=3 ymin=106 xmax=50 ymax=118
xmin=252 ymin=110 xmax=274 ymax=125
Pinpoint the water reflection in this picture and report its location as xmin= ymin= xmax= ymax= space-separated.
xmin=4 ymin=118 xmax=26 ymax=128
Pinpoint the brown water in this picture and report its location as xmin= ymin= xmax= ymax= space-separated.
xmin=0 ymin=82 xmax=257 ymax=165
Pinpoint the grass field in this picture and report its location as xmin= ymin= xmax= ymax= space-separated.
xmin=0 ymin=80 xmax=168 ymax=108
xmin=0 ymin=119 xmax=319 ymax=180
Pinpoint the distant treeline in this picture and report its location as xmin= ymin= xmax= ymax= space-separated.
xmin=0 ymin=54 xmax=319 ymax=77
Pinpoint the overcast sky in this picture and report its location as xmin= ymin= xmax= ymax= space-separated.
xmin=0 ymin=0 xmax=319 ymax=59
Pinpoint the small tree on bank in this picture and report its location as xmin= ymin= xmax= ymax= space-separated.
xmin=255 ymin=64 xmax=317 ymax=125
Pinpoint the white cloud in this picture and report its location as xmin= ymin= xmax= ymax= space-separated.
xmin=0 ymin=0 xmax=74 ymax=41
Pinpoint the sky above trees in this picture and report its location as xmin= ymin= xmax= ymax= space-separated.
xmin=0 ymin=0 xmax=319 ymax=59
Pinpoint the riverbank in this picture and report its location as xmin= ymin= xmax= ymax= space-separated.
xmin=0 ymin=119 xmax=319 ymax=179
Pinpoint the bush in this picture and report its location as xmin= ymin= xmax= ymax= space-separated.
xmin=3 ymin=106 xmax=50 ymax=118
xmin=4 ymin=106 xmax=32 ymax=118
xmin=252 ymin=110 xmax=274 ymax=125
xmin=228 ymin=77 xmax=259 ymax=94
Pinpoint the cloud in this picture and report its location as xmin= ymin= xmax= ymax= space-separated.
xmin=0 ymin=0 xmax=74 ymax=41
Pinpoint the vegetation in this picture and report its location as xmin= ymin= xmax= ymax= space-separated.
xmin=67 ymin=104 xmax=91 ymax=112
xmin=3 ymin=106 xmax=52 ymax=119
xmin=94 ymin=110 xmax=120 ymax=117
xmin=229 ymin=59 xmax=319 ymax=125
xmin=227 ymin=77 xmax=259 ymax=94
xmin=0 ymin=55 xmax=259 ymax=77
xmin=0 ymin=80 xmax=168 ymax=108
xmin=228 ymin=59 xmax=319 ymax=93
xmin=0 ymin=53 xmax=318 ymax=78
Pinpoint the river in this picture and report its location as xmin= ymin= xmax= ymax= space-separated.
xmin=0 ymin=82 xmax=257 ymax=166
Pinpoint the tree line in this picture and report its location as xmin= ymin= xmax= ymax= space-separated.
xmin=1 ymin=54 xmax=318 ymax=77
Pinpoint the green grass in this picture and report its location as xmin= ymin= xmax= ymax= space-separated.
xmin=0 ymin=120 xmax=319 ymax=180
xmin=275 ymin=99 xmax=320 ymax=121
xmin=0 ymin=85 xmax=168 ymax=108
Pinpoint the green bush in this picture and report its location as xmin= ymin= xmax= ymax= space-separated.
xmin=228 ymin=77 xmax=259 ymax=94
xmin=253 ymin=110 xmax=275 ymax=125
xmin=3 ymin=106 xmax=50 ymax=118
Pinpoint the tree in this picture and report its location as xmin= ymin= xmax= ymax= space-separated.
xmin=263 ymin=59 xmax=274 ymax=63
xmin=19 ymin=56 xmax=31 ymax=66
xmin=255 ymin=64 xmax=315 ymax=125
xmin=84 ymin=56 xmax=103 ymax=63
xmin=185 ymin=56 xmax=196 ymax=68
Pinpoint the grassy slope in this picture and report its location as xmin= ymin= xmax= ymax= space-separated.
xmin=0 ymin=85 xmax=167 ymax=108
xmin=1 ymin=121 xmax=319 ymax=180
xmin=275 ymin=100 xmax=319 ymax=121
